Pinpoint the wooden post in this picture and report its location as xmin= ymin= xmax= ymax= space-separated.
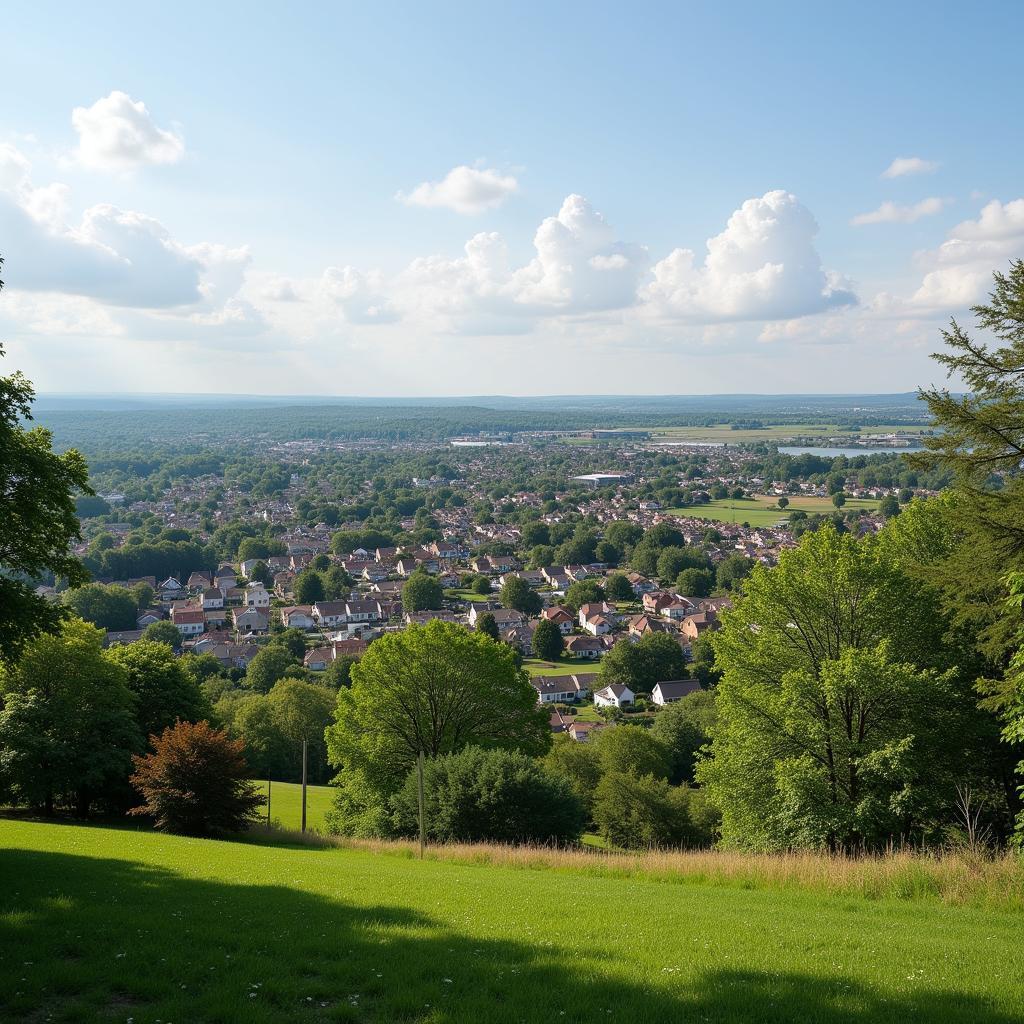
xmin=417 ymin=749 xmax=426 ymax=859
xmin=301 ymin=739 xmax=308 ymax=833
xmin=266 ymin=776 xmax=272 ymax=829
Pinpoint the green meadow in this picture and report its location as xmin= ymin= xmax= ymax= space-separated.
xmin=665 ymin=494 xmax=882 ymax=526
xmin=254 ymin=780 xmax=336 ymax=833
xmin=2 ymin=820 xmax=1023 ymax=1023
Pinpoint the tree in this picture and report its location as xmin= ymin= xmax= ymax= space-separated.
xmin=593 ymin=725 xmax=671 ymax=780
xmin=325 ymin=621 xmax=550 ymax=835
xmin=323 ymin=654 xmax=357 ymax=689
xmin=0 ymin=618 xmax=141 ymax=815
xmin=675 ymin=568 xmax=714 ymax=598
xmin=657 ymin=546 xmax=710 ymax=582
xmin=475 ymin=612 xmax=501 ymax=643
xmin=245 ymin=645 xmax=301 ymax=694
xmin=293 ymin=569 xmax=325 ymax=604
xmin=832 ymin=493 xmax=846 ymax=509
xmin=878 ymin=495 xmax=901 ymax=519
xmin=600 ymin=633 xmax=686 ymax=694
xmin=593 ymin=772 xmax=708 ymax=849
xmin=715 ymin=554 xmax=753 ymax=593
xmin=266 ymin=677 xmax=336 ymax=784
xmin=323 ymin=564 xmax=353 ymax=600
xmin=604 ymin=571 xmax=633 ymax=602
xmin=63 ymin=583 xmax=139 ymax=631
xmin=248 ymin=560 xmax=273 ymax=587
xmin=268 ymin=627 xmax=308 ymax=661
xmin=391 ymin=746 xmax=586 ymax=844
xmin=696 ymin=525 xmax=985 ymax=851
xmin=564 ymin=579 xmax=606 ymax=612
xmin=130 ymin=581 xmax=155 ymax=611
xmin=143 ymin=620 xmax=183 ymax=650
xmin=500 ymin=575 xmax=542 ymax=616
xmin=129 ymin=720 xmax=265 ymax=835
xmin=532 ymin=618 xmax=565 ymax=661
xmin=651 ymin=689 xmax=717 ymax=784
xmin=0 ymin=287 xmax=92 ymax=663
xmin=471 ymin=574 xmax=493 ymax=595
xmin=543 ymin=735 xmax=603 ymax=813
xmin=105 ymin=640 xmax=209 ymax=743
xmin=777 ymin=496 xmax=790 ymax=510
xmin=402 ymin=569 xmax=444 ymax=612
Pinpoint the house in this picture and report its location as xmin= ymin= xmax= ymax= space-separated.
xmin=244 ymin=583 xmax=271 ymax=608
xmin=642 ymin=592 xmax=675 ymax=616
xmin=582 ymin=614 xmax=612 ymax=637
xmin=233 ymin=607 xmax=270 ymax=636
xmin=504 ymin=622 xmax=534 ymax=656
xmin=628 ymin=614 xmax=677 ymax=638
xmin=158 ymin=577 xmax=184 ymax=601
xmin=680 ymin=611 xmax=717 ymax=641
xmin=214 ymin=566 xmax=237 ymax=592
xmin=405 ymin=610 xmax=457 ymax=625
xmin=467 ymin=605 xmax=524 ymax=628
xmin=304 ymin=646 xmax=335 ymax=671
xmin=200 ymin=587 xmax=225 ymax=611
xmin=594 ymin=683 xmax=635 ymax=708
xmin=651 ymin=679 xmax=702 ymax=706
xmin=187 ymin=571 xmax=212 ymax=592
xmin=345 ymin=600 xmax=380 ymax=623
xmin=105 ymin=629 xmax=146 ymax=647
xmin=626 ymin=571 xmax=656 ymax=595
xmin=280 ymin=605 xmax=316 ymax=630
xmin=239 ymin=559 xmax=266 ymax=579
xmin=529 ymin=673 xmax=596 ymax=704
xmin=541 ymin=606 xmax=574 ymax=635
xmin=564 ymin=635 xmax=603 ymax=659
xmin=203 ymin=608 xmax=229 ymax=631
xmin=332 ymin=637 xmax=369 ymax=658
xmin=312 ymin=600 xmax=348 ymax=627
xmin=171 ymin=607 xmax=206 ymax=637
xmin=567 ymin=720 xmax=605 ymax=743
xmin=136 ymin=609 xmax=164 ymax=628
xmin=577 ymin=602 xmax=616 ymax=629
xmin=370 ymin=580 xmax=403 ymax=598
xmin=498 ymin=569 xmax=546 ymax=589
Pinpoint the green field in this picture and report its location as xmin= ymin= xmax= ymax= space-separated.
xmin=643 ymin=423 xmax=929 ymax=444
xmin=2 ymin=820 xmax=1023 ymax=1023
xmin=254 ymin=780 xmax=335 ymax=832
xmin=665 ymin=494 xmax=882 ymax=526
xmin=523 ymin=656 xmax=600 ymax=677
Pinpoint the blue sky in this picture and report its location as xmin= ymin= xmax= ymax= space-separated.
xmin=1 ymin=1 xmax=1022 ymax=395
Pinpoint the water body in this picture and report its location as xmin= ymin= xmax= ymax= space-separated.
xmin=778 ymin=445 xmax=923 ymax=458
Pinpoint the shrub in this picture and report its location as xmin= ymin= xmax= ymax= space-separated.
xmin=129 ymin=720 xmax=265 ymax=835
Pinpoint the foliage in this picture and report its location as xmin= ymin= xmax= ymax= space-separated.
xmin=391 ymin=746 xmax=586 ymax=844
xmin=564 ymin=579 xmax=606 ymax=612
xmin=600 ymin=633 xmax=686 ymax=693
xmin=593 ymin=725 xmax=671 ymax=780
xmin=245 ymin=645 xmax=302 ymax=694
xmin=500 ymin=575 xmax=542 ymax=616
xmin=0 ymin=315 xmax=91 ymax=662
xmin=402 ymin=569 xmax=444 ymax=612
xmin=593 ymin=772 xmax=714 ymax=848
xmin=604 ymin=571 xmax=634 ymax=602
xmin=650 ymin=689 xmax=717 ymax=784
xmin=0 ymin=618 xmax=141 ymax=815
xmin=542 ymin=735 xmax=603 ymax=812
xmin=675 ymin=568 xmax=714 ymax=597
xmin=106 ymin=640 xmax=210 ymax=742
xmin=63 ymin=583 xmax=139 ymax=631
xmin=129 ymin=720 xmax=264 ymax=835
xmin=532 ymin=618 xmax=565 ymax=660
xmin=474 ymin=611 xmax=501 ymax=642
xmin=293 ymin=569 xmax=325 ymax=604
xmin=325 ymin=621 xmax=550 ymax=835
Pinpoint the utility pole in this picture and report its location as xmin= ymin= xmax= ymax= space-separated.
xmin=301 ymin=738 xmax=308 ymax=833
xmin=417 ymin=749 xmax=426 ymax=859
xmin=267 ymin=775 xmax=272 ymax=829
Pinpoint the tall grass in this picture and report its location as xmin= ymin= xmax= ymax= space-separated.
xmin=257 ymin=828 xmax=1024 ymax=909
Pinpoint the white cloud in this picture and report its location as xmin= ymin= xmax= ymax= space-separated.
xmin=641 ymin=190 xmax=856 ymax=321
xmin=397 ymin=165 xmax=518 ymax=214
xmin=850 ymin=197 xmax=950 ymax=226
xmin=882 ymin=156 xmax=939 ymax=179
xmin=910 ymin=198 xmax=1024 ymax=308
xmin=72 ymin=91 xmax=184 ymax=171
xmin=320 ymin=266 xmax=399 ymax=323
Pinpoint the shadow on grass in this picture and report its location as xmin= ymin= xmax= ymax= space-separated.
xmin=0 ymin=845 xmax=1017 ymax=1023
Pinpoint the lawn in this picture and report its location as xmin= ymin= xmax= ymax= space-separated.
xmin=2 ymin=820 xmax=1023 ymax=1023
xmin=523 ymin=656 xmax=600 ymax=676
xmin=665 ymin=494 xmax=881 ymax=527
xmin=253 ymin=780 xmax=336 ymax=833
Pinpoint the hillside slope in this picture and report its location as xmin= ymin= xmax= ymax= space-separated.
xmin=1 ymin=820 xmax=1022 ymax=1023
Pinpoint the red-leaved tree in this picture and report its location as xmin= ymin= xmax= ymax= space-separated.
xmin=130 ymin=720 xmax=265 ymax=835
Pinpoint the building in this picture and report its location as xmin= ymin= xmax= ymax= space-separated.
xmin=572 ymin=472 xmax=634 ymax=489
xmin=593 ymin=683 xmax=635 ymax=708
xmin=651 ymin=679 xmax=702 ymax=706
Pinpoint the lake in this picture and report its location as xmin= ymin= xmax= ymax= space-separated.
xmin=778 ymin=445 xmax=923 ymax=458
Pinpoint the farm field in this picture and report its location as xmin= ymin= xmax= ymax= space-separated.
xmin=665 ymin=494 xmax=882 ymax=526
xmin=523 ymin=657 xmax=600 ymax=677
xmin=2 ymin=820 xmax=1023 ymax=1023
xmin=254 ymin=780 xmax=336 ymax=833
xmin=641 ymin=423 xmax=930 ymax=444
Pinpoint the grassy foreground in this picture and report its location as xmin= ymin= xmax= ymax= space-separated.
xmin=254 ymin=779 xmax=336 ymax=832
xmin=2 ymin=821 xmax=1024 ymax=1023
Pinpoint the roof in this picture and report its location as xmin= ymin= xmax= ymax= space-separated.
xmin=653 ymin=679 xmax=702 ymax=700
xmin=596 ymin=683 xmax=633 ymax=698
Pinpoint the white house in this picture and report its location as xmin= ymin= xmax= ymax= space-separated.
xmin=583 ymin=614 xmax=612 ymax=636
xmin=593 ymin=683 xmax=635 ymax=708
xmin=171 ymin=607 xmax=205 ymax=637
xmin=245 ymin=583 xmax=271 ymax=608
xmin=280 ymin=606 xmax=316 ymax=630
xmin=312 ymin=600 xmax=348 ymax=627
xmin=200 ymin=587 xmax=225 ymax=611
xmin=651 ymin=679 xmax=701 ymax=706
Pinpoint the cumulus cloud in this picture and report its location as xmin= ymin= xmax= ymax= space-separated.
xmin=320 ymin=266 xmax=399 ymax=323
xmin=882 ymin=156 xmax=939 ymax=178
xmin=641 ymin=190 xmax=856 ymax=321
xmin=72 ymin=91 xmax=184 ymax=171
xmin=397 ymin=165 xmax=519 ymax=214
xmin=850 ymin=197 xmax=950 ymax=226
xmin=911 ymin=198 xmax=1024 ymax=308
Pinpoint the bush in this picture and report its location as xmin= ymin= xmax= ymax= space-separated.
xmin=129 ymin=720 xmax=265 ymax=835
xmin=391 ymin=746 xmax=586 ymax=844
xmin=593 ymin=772 xmax=713 ymax=849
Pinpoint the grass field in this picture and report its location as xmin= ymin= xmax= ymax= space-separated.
xmin=665 ymin=494 xmax=882 ymax=526
xmin=254 ymin=780 xmax=335 ymax=832
xmin=642 ymin=423 xmax=930 ymax=444
xmin=2 ymin=820 xmax=1023 ymax=1023
xmin=523 ymin=656 xmax=600 ymax=676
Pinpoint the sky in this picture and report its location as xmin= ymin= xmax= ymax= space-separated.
xmin=1 ymin=1 xmax=1022 ymax=396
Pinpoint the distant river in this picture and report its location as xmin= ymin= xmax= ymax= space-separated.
xmin=778 ymin=445 xmax=923 ymax=458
